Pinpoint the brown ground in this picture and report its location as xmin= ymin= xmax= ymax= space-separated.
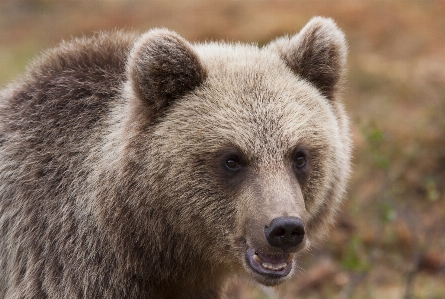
xmin=1 ymin=1 xmax=444 ymax=298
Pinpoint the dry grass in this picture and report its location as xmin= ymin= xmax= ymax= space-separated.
xmin=1 ymin=1 xmax=444 ymax=298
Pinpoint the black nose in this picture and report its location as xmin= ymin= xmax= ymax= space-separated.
xmin=264 ymin=217 xmax=305 ymax=250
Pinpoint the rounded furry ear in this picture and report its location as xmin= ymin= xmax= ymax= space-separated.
xmin=127 ymin=29 xmax=206 ymax=115
xmin=267 ymin=17 xmax=347 ymax=101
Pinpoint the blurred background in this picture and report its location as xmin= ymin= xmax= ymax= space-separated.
xmin=1 ymin=0 xmax=444 ymax=298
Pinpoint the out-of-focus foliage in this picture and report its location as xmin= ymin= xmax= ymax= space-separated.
xmin=1 ymin=1 xmax=444 ymax=298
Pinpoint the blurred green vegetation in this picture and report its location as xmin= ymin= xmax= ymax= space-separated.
xmin=1 ymin=1 xmax=444 ymax=298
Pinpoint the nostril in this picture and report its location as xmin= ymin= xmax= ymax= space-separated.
xmin=264 ymin=217 xmax=305 ymax=250
xmin=275 ymin=228 xmax=285 ymax=238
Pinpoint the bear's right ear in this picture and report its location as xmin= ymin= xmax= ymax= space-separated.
xmin=127 ymin=29 xmax=206 ymax=117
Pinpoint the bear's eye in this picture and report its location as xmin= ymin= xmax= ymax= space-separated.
xmin=295 ymin=155 xmax=306 ymax=168
xmin=293 ymin=152 xmax=307 ymax=169
xmin=292 ymin=149 xmax=310 ymax=187
xmin=225 ymin=157 xmax=241 ymax=171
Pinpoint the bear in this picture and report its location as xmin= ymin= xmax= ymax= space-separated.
xmin=0 ymin=17 xmax=351 ymax=299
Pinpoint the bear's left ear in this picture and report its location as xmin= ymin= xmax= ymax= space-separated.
xmin=127 ymin=29 xmax=207 ymax=117
xmin=267 ymin=17 xmax=347 ymax=101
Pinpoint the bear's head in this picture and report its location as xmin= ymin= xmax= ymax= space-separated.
xmin=113 ymin=17 xmax=350 ymax=288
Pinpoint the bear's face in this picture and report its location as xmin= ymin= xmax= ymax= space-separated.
xmin=124 ymin=17 xmax=350 ymax=286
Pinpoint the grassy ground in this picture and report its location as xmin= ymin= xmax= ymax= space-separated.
xmin=1 ymin=1 xmax=444 ymax=298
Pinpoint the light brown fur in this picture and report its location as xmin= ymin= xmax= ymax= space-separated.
xmin=0 ymin=17 xmax=351 ymax=298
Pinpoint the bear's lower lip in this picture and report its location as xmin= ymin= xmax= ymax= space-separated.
xmin=245 ymin=248 xmax=294 ymax=279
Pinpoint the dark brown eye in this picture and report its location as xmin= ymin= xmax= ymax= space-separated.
xmin=292 ymin=148 xmax=310 ymax=186
xmin=225 ymin=158 xmax=240 ymax=171
xmin=294 ymin=154 xmax=306 ymax=168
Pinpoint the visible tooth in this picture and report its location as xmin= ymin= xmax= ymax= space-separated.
xmin=262 ymin=262 xmax=272 ymax=270
xmin=253 ymin=254 xmax=263 ymax=264
xmin=287 ymin=253 xmax=295 ymax=262
xmin=278 ymin=263 xmax=287 ymax=270
xmin=261 ymin=262 xmax=287 ymax=271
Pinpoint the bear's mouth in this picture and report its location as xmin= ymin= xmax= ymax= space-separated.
xmin=245 ymin=247 xmax=294 ymax=279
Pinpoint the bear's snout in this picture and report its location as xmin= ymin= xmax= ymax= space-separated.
xmin=264 ymin=217 xmax=305 ymax=250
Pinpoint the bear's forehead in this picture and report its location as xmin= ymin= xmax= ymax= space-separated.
xmin=152 ymin=43 xmax=339 ymax=165
xmin=196 ymin=43 xmax=289 ymax=82
xmin=158 ymin=44 xmax=338 ymax=165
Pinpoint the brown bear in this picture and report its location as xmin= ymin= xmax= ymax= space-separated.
xmin=0 ymin=17 xmax=351 ymax=299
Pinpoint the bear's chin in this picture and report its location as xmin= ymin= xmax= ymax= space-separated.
xmin=244 ymin=247 xmax=295 ymax=286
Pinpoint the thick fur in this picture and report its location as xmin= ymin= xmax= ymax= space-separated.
xmin=0 ymin=17 xmax=351 ymax=299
